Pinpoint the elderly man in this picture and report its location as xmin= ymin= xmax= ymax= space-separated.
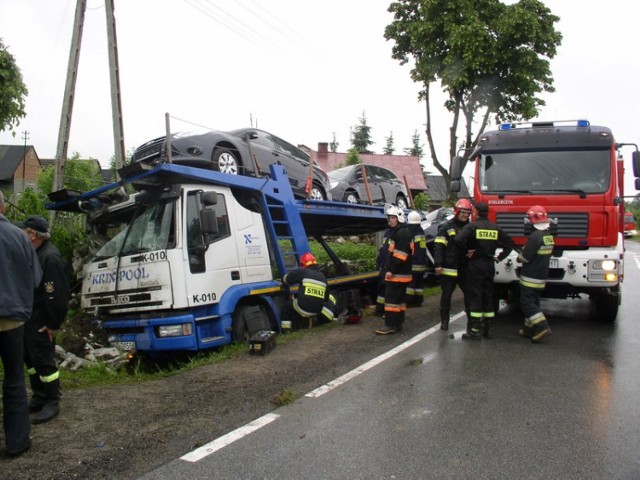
xmin=16 ymin=215 xmax=70 ymax=424
xmin=0 ymin=193 xmax=42 ymax=456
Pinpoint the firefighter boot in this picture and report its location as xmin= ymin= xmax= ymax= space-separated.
xmin=32 ymin=379 xmax=60 ymax=424
xmin=462 ymin=319 xmax=482 ymax=340
xmin=482 ymin=318 xmax=494 ymax=339
xmin=28 ymin=373 xmax=46 ymax=413
xmin=440 ymin=310 xmax=450 ymax=331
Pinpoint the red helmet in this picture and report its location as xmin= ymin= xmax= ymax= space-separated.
xmin=454 ymin=199 xmax=473 ymax=215
xmin=300 ymin=252 xmax=317 ymax=268
xmin=527 ymin=205 xmax=548 ymax=224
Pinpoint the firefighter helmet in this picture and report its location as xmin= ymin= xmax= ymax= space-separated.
xmin=300 ymin=252 xmax=317 ymax=268
xmin=407 ymin=211 xmax=421 ymax=224
xmin=385 ymin=204 xmax=406 ymax=223
xmin=526 ymin=205 xmax=550 ymax=230
xmin=454 ymin=199 xmax=473 ymax=216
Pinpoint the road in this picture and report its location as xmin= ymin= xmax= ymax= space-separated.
xmin=141 ymin=242 xmax=640 ymax=480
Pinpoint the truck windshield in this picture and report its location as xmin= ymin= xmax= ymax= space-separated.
xmin=478 ymin=150 xmax=610 ymax=194
xmin=94 ymin=199 xmax=176 ymax=259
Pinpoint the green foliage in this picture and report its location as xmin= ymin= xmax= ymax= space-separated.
xmin=403 ymin=130 xmax=424 ymax=159
xmin=329 ymin=131 xmax=339 ymax=152
xmin=38 ymin=153 xmax=104 ymax=193
xmin=413 ymin=192 xmax=431 ymax=211
xmin=385 ymin=0 xmax=562 ymax=199
xmin=0 ymin=39 xmax=28 ymax=134
xmin=383 ymin=132 xmax=395 ymax=155
xmin=273 ymin=388 xmax=296 ymax=406
xmin=350 ymin=111 xmax=374 ymax=154
xmin=309 ymin=239 xmax=378 ymax=272
xmin=345 ymin=148 xmax=360 ymax=166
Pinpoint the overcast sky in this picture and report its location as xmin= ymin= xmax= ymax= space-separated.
xmin=1 ymin=0 xmax=639 ymax=194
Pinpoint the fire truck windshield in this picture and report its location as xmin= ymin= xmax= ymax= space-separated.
xmin=93 ymin=199 xmax=176 ymax=259
xmin=478 ymin=149 xmax=610 ymax=194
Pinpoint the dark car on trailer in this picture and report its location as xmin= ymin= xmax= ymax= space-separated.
xmin=327 ymin=164 xmax=409 ymax=209
xmin=131 ymin=128 xmax=332 ymax=201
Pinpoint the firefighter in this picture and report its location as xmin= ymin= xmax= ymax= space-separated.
xmin=455 ymin=202 xmax=514 ymax=340
xmin=16 ymin=215 xmax=70 ymax=424
xmin=375 ymin=205 xmax=413 ymax=335
xmin=406 ymin=211 xmax=427 ymax=307
xmin=517 ymin=205 xmax=553 ymax=343
xmin=433 ymin=199 xmax=472 ymax=330
xmin=281 ymin=252 xmax=334 ymax=331
xmin=371 ymin=226 xmax=393 ymax=315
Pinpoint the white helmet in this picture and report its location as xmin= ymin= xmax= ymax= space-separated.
xmin=407 ymin=211 xmax=421 ymax=224
xmin=385 ymin=204 xmax=405 ymax=223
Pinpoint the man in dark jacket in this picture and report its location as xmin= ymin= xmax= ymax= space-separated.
xmin=281 ymin=252 xmax=335 ymax=330
xmin=455 ymin=202 xmax=514 ymax=340
xmin=371 ymin=227 xmax=392 ymax=315
xmin=16 ymin=215 xmax=70 ymax=424
xmin=433 ymin=199 xmax=472 ymax=330
xmin=375 ymin=205 xmax=413 ymax=335
xmin=517 ymin=205 xmax=553 ymax=343
xmin=0 ymin=194 xmax=42 ymax=456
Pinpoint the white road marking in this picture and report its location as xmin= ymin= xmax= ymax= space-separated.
xmin=179 ymin=310 xmax=465 ymax=463
xmin=305 ymin=311 xmax=465 ymax=398
xmin=180 ymin=413 xmax=280 ymax=462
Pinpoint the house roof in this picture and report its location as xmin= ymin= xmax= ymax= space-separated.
xmin=301 ymin=144 xmax=427 ymax=191
xmin=0 ymin=145 xmax=35 ymax=180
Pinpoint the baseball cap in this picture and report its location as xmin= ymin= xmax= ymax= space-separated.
xmin=14 ymin=215 xmax=50 ymax=233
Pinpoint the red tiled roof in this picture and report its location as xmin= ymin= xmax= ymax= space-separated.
xmin=300 ymin=145 xmax=427 ymax=191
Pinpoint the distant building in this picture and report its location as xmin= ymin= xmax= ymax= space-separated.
xmin=0 ymin=144 xmax=42 ymax=194
xmin=424 ymin=174 xmax=471 ymax=209
xmin=300 ymin=142 xmax=428 ymax=199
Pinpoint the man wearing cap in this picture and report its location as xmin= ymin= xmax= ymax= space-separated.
xmin=0 ymin=192 xmax=42 ymax=456
xmin=16 ymin=215 xmax=70 ymax=424
xmin=455 ymin=202 xmax=514 ymax=340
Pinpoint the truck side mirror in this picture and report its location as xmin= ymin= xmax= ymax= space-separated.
xmin=633 ymin=150 xmax=640 ymax=179
xmin=200 ymin=210 xmax=219 ymax=244
xmin=635 ymin=177 xmax=640 ymax=191
xmin=200 ymin=191 xmax=218 ymax=206
xmin=450 ymin=180 xmax=461 ymax=193
xmin=451 ymin=156 xmax=464 ymax=180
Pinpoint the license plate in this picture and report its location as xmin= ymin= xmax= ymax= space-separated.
xmin=111 ymin=341 xmax=135 ymax=351
xmin=549 ymin=258 xmax=559 ymax=268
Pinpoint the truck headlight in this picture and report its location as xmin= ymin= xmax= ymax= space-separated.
xmin=157 ymin=324 xmax=193 ymax=338
xmin=592 ymin=259 xmax=617 ymax=271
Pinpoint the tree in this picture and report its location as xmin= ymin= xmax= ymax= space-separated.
xmin=0 ymin=39 xmax=28 ymax=134
xmin=38 ymin=152 xmax=104 ymax=194
xmin=403 ymin=130 xmax=424 ymax=159
xmin=350 ymin=111 xmax=374 ymax=154
xmin=385 ymin=0 xmax=562 ymax=200
xmin=383 ymin=132 xmax=395 ymax=155
xmin=345 ymin=148 xmax=360 ymax=166
xmin=329 ymin=132 xmax=339 ymax=152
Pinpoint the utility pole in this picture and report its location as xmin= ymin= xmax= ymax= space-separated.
xmin=53 ymin=0 xmax=87 ymax=194
xmin=22 ymin=130 xmax=29 ymax=193
xmin=105 ymin=0 xmax=126 ymax=174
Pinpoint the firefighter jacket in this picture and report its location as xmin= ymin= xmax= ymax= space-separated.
xmin=283 ymin=266 xmax=328 ymax=316
xmin=518 ymin=228 xmax=554 ymax=288
xmin=376 ymin=228 xmax=392 ymax=270
xmin=455 ymin=217 xmax=515 ymax=262
xmin=408 ymin=224 xmax=427 ymax=273
xmin=385 ymin=223 xmax=413 ymax=283
xmin=32 ymin=239 xmax=70 ymax=330
xmin=433 ymin=217 xmax=468 ymax=277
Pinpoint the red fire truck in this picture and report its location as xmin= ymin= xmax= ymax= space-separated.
xmin=450 ymin=120 xmax=640 ymax=322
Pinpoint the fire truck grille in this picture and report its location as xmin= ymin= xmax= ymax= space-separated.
xmin=496 ymin=212 xmax=588 ymax=238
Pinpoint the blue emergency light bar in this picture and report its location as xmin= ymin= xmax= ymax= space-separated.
xmin=498 ymin=119 xmax=590 ymax=131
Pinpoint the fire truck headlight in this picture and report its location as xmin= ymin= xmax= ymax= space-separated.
xmin=157 ymin=324 xmax=193 ymax=338
xmin=593 ymin=260 xmax=617 ymax=271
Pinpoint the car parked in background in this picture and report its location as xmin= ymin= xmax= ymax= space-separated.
xmin=327 ymin=164 xmax=409 ymax=209
xmin=624 ymin=211 xmax=637 ymax=237
xmin=131 ymin=128 xmax=332 ymax=200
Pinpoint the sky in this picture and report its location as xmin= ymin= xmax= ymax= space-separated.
xmin=1 ymin=0 xmax=639 ymax=194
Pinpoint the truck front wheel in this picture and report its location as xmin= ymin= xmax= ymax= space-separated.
xmin=592 ymin=289 xmax=620 ymax=323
